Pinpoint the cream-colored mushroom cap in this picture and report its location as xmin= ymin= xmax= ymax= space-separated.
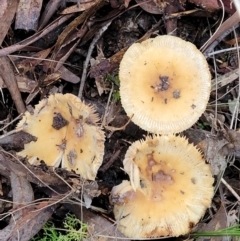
xmin=119 ymin=35 xmax=211 ymax=134
xmin=111 ymin=135 xmax=214 ymax=238
xmin=17 ymin=93 xmax=105 ymax=180
xmin=61 ymin=94 xmax=105 ymax=180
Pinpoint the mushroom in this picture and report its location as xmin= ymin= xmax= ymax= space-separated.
xmin=17 ymin=93 xmax=105 ymax=180
xmin=111 ymin=135 xmax=214 ymax=238
xmin=119 ymin=35 xmax=211 ymax=134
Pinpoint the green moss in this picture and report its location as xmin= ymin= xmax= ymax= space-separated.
xmin=31 ymin=213 xmax=88 ymax=241
xmin=105 ymin=74 xmax=121 ymax=101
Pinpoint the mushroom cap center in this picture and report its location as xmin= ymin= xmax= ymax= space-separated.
xmin=129 ymin=47 xmax=201 ymax=116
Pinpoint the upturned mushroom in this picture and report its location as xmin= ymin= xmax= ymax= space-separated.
xmin=111 ymin=135 xmax=214 ymax=238
xmin=119 ymin=35 xmax=211 ymax=134
xmin=17 ymin=93 xmax=105 ymax=180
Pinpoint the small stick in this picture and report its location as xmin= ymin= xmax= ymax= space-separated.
xmin=99 ymin=149 xmax=121 ymax=173
xmin=78 ymin=21 xmax=111 ymax=99
xmin=0 ymin=57 xmax=26 ymax=113
xmin=221 ymin=177 xmax=240 ymax=202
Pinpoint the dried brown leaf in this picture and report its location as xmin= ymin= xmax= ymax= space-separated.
xmin=15 ymin=0 xmax=43 ymax=31
xmin=135 ymin=0 xmax=163 ymax=14
xmin=0 ymin=200 xmax=56 ymax=241
xmin=202 ymin=12 xmax=240 ymax=53
xmin=0 ymin=57 xmax=26 ymax=114
xmin=196 ymin=205 xmax=227 ymax=241
xmin=51 ymin=0 xmax=106 ymax=69
xmin=222 ymin=0 xmax=236 ymax=14
xmin=0 ymin=75 xmax=37 ymax=93
xmin=198 ymin=137 xmax=229 ymax=175
xmin=189 ymin=0 xmax=220 ymax=11
xmin=72 ymin=207 xmax=128 ymax=241
xmin=10 ymin=171 xmax=34 ymax=205
xmin=0 ymin=0 xmax=19 ymax=45
xmin=227 ymin=129 xmax=240 ymax=157
xmin=0 ymin=162 xmax=55 ymax=241
xmin=53 ymin=38 xmax=81 ymax=71
xmin=211 ymin=68 xmax=239 ymax=91
xmin=58 ymin=66 xmax=80 ymax=83
xmin=13 ymin=48 xmax=52 ymax=73
xmin=0 ymin=14 xmax=73 ymax=57
xmin=38 ymin=0 xmax=62 ymax=30
xmin=0 ymin=151 xmax=68 ymax=187
xmin=61 ymin=1 xmax=96 ymax=14
xmin=90 ymin=21 xmax=160 ymax=78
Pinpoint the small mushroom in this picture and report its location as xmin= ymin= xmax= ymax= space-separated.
xmin=17 ymin=93 xmax=105 ymax=180
xmin=111 ymin=135 xmax=214 ymax=238
xmin=119 ymin=35 xmax=211 ymax=134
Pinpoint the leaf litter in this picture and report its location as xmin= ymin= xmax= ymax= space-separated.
xmin=0 ymin=0 xmax=240 ymax=240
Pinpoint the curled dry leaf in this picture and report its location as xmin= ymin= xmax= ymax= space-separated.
xmin=197 ymin=137 xmax=229 ymax=176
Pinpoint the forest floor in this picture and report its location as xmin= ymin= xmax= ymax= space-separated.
xmin=0 ymin=0 xmax=239 ymax=240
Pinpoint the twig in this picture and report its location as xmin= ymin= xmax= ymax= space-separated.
xmin=0 ymin=149 xmax=61 ymax=195
xmin=78 ymin=21 xmax=111 ymax=99
xmin=0 ymin=15 xmax=73 ymax=57
xmin=99 ymin=149 xmax=121 ymax=173
xmin=221 ymin=177 xmax=240 ymax=201
xmin=0 ymin=57 xmax=26 ymax=113
xmin=0 ymin=114 xmax=23 ymax=132
xmin=206 ymin=45 xmax=240 ymax=57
